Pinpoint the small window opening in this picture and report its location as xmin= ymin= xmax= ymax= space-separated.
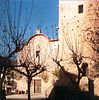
xmin=78 ymin=5 xmax=83 ymax=13
xmin=36 ymin=51 xmax=40 ymax=57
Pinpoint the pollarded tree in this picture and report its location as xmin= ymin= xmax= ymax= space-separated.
xmin=54 ymin=21 xmax=89 ymax=88
xmin=0 ymin=0 xmax=33 ymax=99
xmin=14 ymin=33 xmax=52 ymax=100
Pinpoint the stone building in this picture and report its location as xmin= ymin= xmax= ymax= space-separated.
xmin=58 ymin=0 xmax=99 ymax=96
xmin=16 ymin=0 xmax=99 ymax=97
xmin=17 ymin=28 xmax=59 ymax=96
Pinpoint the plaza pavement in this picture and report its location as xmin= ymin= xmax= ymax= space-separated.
xmin=6 ymin=94 xmax=46 ymax=100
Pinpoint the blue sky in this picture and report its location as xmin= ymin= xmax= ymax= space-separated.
xmin=30 ymin=0 xmax=59 ymax=38
xmin=0 ymin=0 xmax=58 ymax=39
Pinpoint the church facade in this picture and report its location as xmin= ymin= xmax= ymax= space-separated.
xmin=17 ymin=28 xmax=59 ymax=97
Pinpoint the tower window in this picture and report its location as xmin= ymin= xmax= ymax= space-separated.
xmin=78 ymin=5 xmax=83 ymax=13
xmin=36 ymin=50 xmax=40 ymax=57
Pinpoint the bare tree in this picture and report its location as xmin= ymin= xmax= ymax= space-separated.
xmin=14 ymin=34 xmax=52 ymax=100
xmin=53 ymin=20 xmax=89 ymax=89
xmin=0 ymin=0 xmax=33 ymax=99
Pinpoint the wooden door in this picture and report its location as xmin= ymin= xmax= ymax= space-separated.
xmin=34 ymin=79 xmax=41 ymax=93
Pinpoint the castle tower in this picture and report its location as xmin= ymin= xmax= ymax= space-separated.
xmin=58 ymin=0 xmax=99 ymax=96
xmin=59 ymin=0 xmax=99 ymax=67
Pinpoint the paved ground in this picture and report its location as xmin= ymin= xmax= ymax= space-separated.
xmin=7 ymin=99 xmax=45 ymax=100
xmin=6 ymin=94 xmax=46 ymax=100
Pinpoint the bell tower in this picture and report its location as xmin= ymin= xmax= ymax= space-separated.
xmin=36 ymin=27 xmax=42 ymax=34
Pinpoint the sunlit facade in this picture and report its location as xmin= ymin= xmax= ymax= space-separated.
xmin=17 ymin=28 xmax=59 ymax=96
xmin=59 ymin=0 xmax=99 ymax=96
xmin=16 ymin=0 xmax=99 ymax=97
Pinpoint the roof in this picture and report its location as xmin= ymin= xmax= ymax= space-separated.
xmin=49 ymin=39 xmax=59 ymax=42
xmin=28 ymin=33 xmax=49 ymax=42
xmin=28 ymin=33 xmax=59 ymax=43
xmin=20 ymin=33 xmax=59 ymax=51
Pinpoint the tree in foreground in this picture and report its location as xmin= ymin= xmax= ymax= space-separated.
xmin=14 ymin=34 xmax=51 ymax=100
xmin=54 ymin=24 xmax=88 ymax=89
xmin=0 ymin=0 xmax=33 ymax=99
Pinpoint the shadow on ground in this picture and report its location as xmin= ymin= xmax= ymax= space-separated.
xmin=48 ymin=81 xmax=99 ymax=100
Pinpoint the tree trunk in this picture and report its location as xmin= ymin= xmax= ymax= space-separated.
xmin=76 ymin=65 xmax=82 ymax=86
xmin=0 ymin=77 xmax=6 ymax=100
xmin=77 ymin=72 xmax=81 ymax=85
xmin=0 ymin=79 xmax=3 ymax=99
xmin=27 ymin=77 xmax=32 ymax=100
